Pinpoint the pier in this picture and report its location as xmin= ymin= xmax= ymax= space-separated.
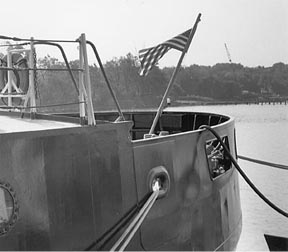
xmin=256 ymin=97 xmax=288 ymax=105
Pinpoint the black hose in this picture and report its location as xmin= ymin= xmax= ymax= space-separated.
xmin=200 ymin=125 xmax=288 ymax=218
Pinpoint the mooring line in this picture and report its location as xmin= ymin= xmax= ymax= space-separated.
xmin=200 ymin=125 xmax=288 ymax=218
xmin=238 ymin=155 xmax=288 ymax=170
xmin=110 ymin=186 xmax=160 ymax=252
xmin=84 ymin=192 xmax=151 ymax=251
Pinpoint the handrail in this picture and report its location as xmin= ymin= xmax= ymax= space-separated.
xmin=0 ymin=66 xmax=83 ymax=72
xmin=0 ymin=34 xmax=123 ymax=124
xmin=86 ymin=40 xmax=125 ymax=121
xmin=238 ymin=155 xmax=288 ymax=170
xmin=0 ymin=34 xmax=78 ymax=43
xmin=0 ymin=101 xmax=85 ymax=110
xmin=34 ymin=41 xmax=79 ymax=95
xmin=0 ymin=42 xmax=30 ymax=48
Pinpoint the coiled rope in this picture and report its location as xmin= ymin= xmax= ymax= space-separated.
xmin=200 ymin=125 xmax=288 ymax=218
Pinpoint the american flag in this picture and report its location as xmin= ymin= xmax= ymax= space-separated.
xmin=138 ymin=28 xmax=192 ymax=76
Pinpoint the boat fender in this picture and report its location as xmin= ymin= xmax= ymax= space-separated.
xmin=0 ymin=52 xmax=29 ymax=93
xmin=147 ymin=166 xmax=170 ymax=199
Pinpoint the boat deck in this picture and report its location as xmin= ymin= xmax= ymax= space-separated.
xmin=0 ymin=114 xmax=79 ymax=134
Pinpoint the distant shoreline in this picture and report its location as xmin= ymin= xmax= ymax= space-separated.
xmin=173 ymin=99 xmax=288 ymax=106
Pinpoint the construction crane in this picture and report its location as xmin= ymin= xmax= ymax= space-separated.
xmin=224 ymin=43 xmax=232 ymax=63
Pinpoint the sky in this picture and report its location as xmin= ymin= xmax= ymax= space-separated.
xmin=1 ymin=0 xmax=288 ymax=68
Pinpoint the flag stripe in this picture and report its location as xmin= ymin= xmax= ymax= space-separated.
xmin=163 ymin=36 xmax=189 ymax=50
xmin=163 ymin=30 xmax=191 ymax=51
xmin=138 ymin=28 xmax=191 ymax=76
xmin=140 ymin=45 xmax=169 ymax=76
xmin=146 ymin=46 xmax=169 ymax=74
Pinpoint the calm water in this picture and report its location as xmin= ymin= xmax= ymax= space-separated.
xmin=168 ymin=104 xmax=288 ymax=251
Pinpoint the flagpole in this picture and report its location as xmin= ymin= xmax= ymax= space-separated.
xmin=148 ymin=13 xmax=202 ymax=135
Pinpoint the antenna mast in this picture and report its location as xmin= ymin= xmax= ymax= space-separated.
xmin=224 ymin=43 xmax=232 ymax=63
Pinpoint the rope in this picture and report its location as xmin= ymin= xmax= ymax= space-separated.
xmin=110 ymin=187 xmax=159 ymax=252
xmin=84 ymin=193 xmax=151 ymax=251
xmin=200 ymin=125 xmax=288 ymax=218
xmin=117 ymin=190 xmax=159 ymax=252
xmin=238 ymin=155 xmax=288 ymax=170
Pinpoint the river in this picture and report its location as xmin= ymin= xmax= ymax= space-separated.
xmin=168 ymin=104 xmax=288 ymax=251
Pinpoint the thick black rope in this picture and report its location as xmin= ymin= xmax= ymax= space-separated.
xmin=200 ymin=125 xmax=288 ymax=218
xmin=84 ymin=192 xmax=151 ymax=251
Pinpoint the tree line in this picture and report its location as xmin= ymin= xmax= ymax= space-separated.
xmin=36 ymin=53 xmax=288 ymax=112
